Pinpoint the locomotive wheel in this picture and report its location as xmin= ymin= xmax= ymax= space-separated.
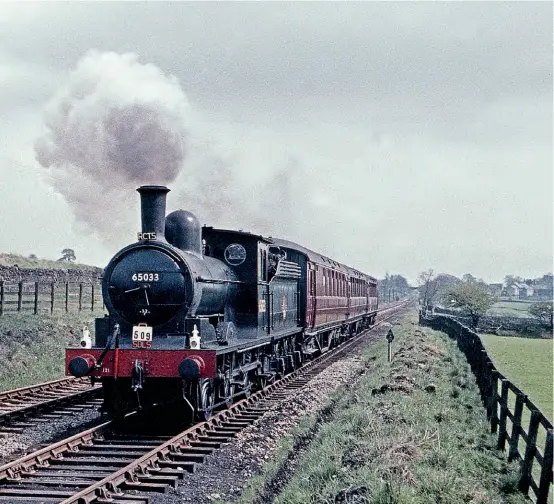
xmin=196 ymin=379 xmax=215 ymax=421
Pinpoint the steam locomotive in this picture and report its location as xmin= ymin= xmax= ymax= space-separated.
xmin=66 ymin=186 xmax=378 ymax=419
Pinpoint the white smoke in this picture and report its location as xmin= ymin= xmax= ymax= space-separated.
xmin=35 ymin=50 xmax=189 ymax=244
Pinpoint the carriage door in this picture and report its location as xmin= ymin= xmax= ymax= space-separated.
xmin=307 ymin=264 xmax=316 ymax=328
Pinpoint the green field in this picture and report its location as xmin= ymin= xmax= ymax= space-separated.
xmin=486 ymin=301 xmax=534 ymax=319
xmin=481 ymin=334 xmax=553 ymax=421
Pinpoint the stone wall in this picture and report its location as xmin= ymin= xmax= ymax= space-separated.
xmin=430 ymin=306 xmax=547 ymax=334
xmin=0 ymin=265 xmax=103 ymax=284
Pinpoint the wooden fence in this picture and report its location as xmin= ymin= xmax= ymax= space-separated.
xmin=420 ymin=313 xmax=553 ymax=504
xmin=0 ymin=281 xmax=103 ymax=315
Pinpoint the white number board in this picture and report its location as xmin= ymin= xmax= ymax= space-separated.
xmin=132 ymin=325 xmax=153 ymax=349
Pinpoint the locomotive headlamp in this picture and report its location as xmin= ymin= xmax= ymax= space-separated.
xmin=189 ymin=324 xmax=201 ymax=349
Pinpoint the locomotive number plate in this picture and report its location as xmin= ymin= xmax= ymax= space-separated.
xmin=132 ymin=325 xmax=153 ymax=349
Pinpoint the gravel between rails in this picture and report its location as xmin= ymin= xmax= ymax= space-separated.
xmin=0 ymin=405 xmax=102 ymax=464
xmin=151 ymin=313 xmax=407 ymax=504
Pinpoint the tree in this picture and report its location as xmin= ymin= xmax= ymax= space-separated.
xmin=418 ymin=269 xmax=440 ymax=309
xmin=446 ymin=283 xmax=496 ymax=328
xmin=58 ymin=248 xmax=76 ymax=262
xmin=462 ymin=273 xmax=476 ymax=284
xmin=529 ymin=302 xmax=553 ymax=330
xmin=379 ymin=273 xmax=411 ymax=303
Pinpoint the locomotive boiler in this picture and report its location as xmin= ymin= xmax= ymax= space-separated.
xmin=66 ymin=185 xmax=379 ymax=420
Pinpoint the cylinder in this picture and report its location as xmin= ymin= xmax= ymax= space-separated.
xmin=137 ymin=186 xmax=170 ymax=241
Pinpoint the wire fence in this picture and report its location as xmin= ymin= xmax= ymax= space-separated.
xmin=420 ymin=313 xmax=553 ymax=504
xmin=0 ymin=281 xmax=103 ymax=315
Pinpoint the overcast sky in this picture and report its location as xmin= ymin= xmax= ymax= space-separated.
xmin=0 ymin=2 xmax=552 ymax=284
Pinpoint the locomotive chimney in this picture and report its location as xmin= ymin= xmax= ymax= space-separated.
xmin=137 ymin=185 xmax=170 ymax=241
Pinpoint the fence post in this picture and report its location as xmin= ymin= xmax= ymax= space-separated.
xmin=50 ymin=282 xmax=55 ymax=314
xmin=34 ymin=282 xmax=39 ymax=315
xmin=537 ymin=428 xmax=553 ymax=504
xmin=479 ymin=349 xmax=488 ymax=402
xmin=497 ymin=380 xmax=510 ymax=450
xmin=508 ymin=393 xmax=527 ymax=462
xmin=65 ymin=282 xmax=69 ymax=312
xmin=0 ymin=281 xmax=4 ymax=316
xmin=519 ymin=409 xmax=541 ymax=494
xmin=17 ymin=281 xmax=23 ymax=312
xmin=78 ymin=283 xmax=83 ymax=312
xmin=489 ymin=370 xmax=499 ymax=432
xmin=91 ymin=284 xmax=95 ymax=312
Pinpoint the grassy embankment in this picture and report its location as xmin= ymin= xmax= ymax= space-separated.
xmin=0 ymin=254 xmax=104 ymax=390
xmin=233 ymin=311 xmax=528 ymax=504
xmin=0 ymin=312 xmax=103 ymax=391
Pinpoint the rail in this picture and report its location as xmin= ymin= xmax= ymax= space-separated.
xmin=420 ymin=313 xmax=553 ymax=504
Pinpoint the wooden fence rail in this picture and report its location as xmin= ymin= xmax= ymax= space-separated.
xmin=420 ymin=313 xmax=553 ymax=504
xmin=0 ymin=280 xmax=103 ymax=315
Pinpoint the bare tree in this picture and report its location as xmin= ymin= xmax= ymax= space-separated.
xmin=418 ymin=269 xmax=440 ymax=309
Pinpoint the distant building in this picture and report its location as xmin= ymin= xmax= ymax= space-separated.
xmin=533 ymin=282 xmax=553 ymax=300
xmin=505 ymin=282 xmax=534 ymax=299
xmin=505 ymin=284 xmax=520 ymax=297
xmin=488 ymin=283 xmax=503 ymax=296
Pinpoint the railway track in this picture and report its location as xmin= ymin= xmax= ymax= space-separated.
xmin=0 ymin=378 xmax=102 ymax=433
xmin=0 ymin=302 xmax=409 ymax=503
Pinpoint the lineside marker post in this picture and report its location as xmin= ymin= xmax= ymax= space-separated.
xmin=386 ymin=329 xmax=394 ymax=363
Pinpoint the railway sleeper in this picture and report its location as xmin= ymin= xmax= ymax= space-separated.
xmin=123 ymin=481 xmax=169 ymax=493
xmin=156 ymin=460 xmax=195 ymax=472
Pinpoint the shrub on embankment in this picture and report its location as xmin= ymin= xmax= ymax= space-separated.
xmin=234 ymin=311 xmax=529 ymax=504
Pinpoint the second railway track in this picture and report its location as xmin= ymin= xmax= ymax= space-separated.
xmin=0 ymin=377 xmax=102 ymax=434
xmin=0 ymin=302 xmax=408 ymax=504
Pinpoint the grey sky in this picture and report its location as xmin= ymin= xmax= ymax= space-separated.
xmin=0 ymin=1 xmax=552 ymax=284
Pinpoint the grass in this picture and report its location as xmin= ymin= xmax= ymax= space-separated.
xmin=481 ymin=334 xmax=553 ymax=421
xmin=232 ymin=311 xmax=530 ymax=504
xmin=0 ymin=252 xmax=101 ymax=271
xmin=0 ymin=311 xmax=103 ymax=391
xmin=487 ymin=301 xmax=534 ymax=319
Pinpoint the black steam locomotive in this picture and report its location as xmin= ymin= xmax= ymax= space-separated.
xmin=66 ymin=186 xmax=378 ymax=419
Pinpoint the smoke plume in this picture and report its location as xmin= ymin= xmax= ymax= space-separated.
xmin=35 ymin=50 xmax=189 ymax=244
